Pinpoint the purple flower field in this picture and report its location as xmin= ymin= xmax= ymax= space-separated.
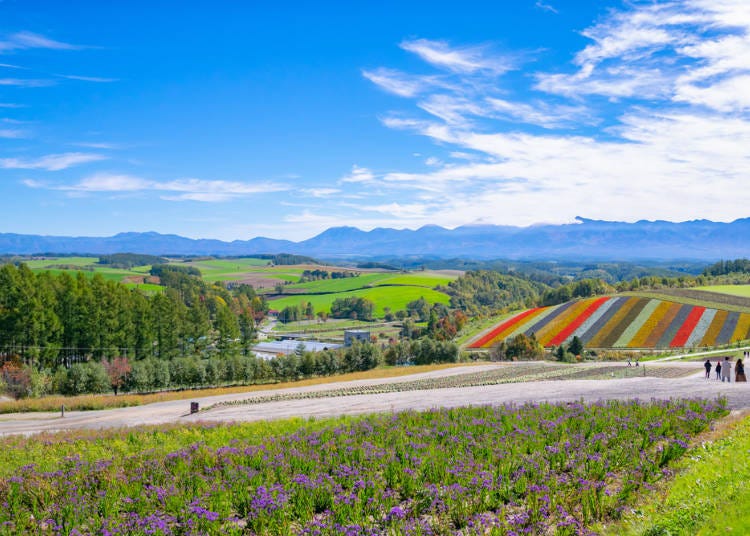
xmin=0 ymin=399 xmax=725 ymax=535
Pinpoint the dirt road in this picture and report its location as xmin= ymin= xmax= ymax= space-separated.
xmin=0 ymin=362 xmax=746 ymax=436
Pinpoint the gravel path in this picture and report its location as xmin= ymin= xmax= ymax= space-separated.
xmin=0 ymin=362 xmax=746 ymax=436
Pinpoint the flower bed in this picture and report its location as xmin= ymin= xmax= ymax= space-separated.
xmin=0 ymin=399 xmax=726 ymax=535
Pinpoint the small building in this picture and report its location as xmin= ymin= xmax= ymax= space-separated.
xmin=344 ymin=330 xmax=370 ymax=347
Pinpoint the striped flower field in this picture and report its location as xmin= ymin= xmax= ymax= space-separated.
xmin=468 ymin=296 xmax=750 ymax=349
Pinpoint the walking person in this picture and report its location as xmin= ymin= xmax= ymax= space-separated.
xmin=715 ymin=360 xmax=722 ymax=380
xmin=736 ymin=358 xmax=747 ymax=383
xmin=721 ymin=356 xmax=732 ymax=383
xmin=704 ymin=359 xmax=712 ymax=379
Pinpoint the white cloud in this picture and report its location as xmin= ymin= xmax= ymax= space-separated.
xmin=0 ymin=128 xmax=27 ymax=139
xmin=302 ymin=187 xmax=341 ymax=198
xmin=72 ymin=142 xmax=123 ymax=149
xmin=60 ymin=74 xmax=118 ymax=83
xmin=0 ymin=152 xmax=105 ymax=170
xmin=0 ymin=78 xmax=54 ymax=87
xmin=353 ymin=1 xmax=750 ymax=229
xmin=0 ymin=32 xmax=82 ymax=53
xmin=535 ymin=1 xmax=558 ymax=14
xmin=24 ymin=172 xmax=290 ymax=202
xmin=362 ymin=68 xmax=427 ymax=97
xmin=339 ymin=165 xmax=376 ymax=184
xmin=400 ymin=38 xmax=514 ymax=75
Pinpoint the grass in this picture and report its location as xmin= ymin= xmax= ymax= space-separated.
xmin=372 ymin=273 xmax=454 ymax=287
xmin=269 ymin=285 xmax=451 ymax=317
xmin=24 ymin=257 xmax=154 ymax=283
xmin=696 ymin=284 xmax=750 ymax=298
xmin=283 ymin=273 xmax=391 ymax=292
xmin=21 ymin=256 xmax=99 ymax=269
xmin=601 ymin=410 xmax=750 ymax=535
xmin=122 ymin=282 xmax=164 ymax=293
xmin=0 ymin=362 xmax=487 ymax=414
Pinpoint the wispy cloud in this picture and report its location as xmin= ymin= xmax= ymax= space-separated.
xmin=0 ymin=128 xmax=28 ymax=139
xmin=302 ymin=187 xmax=341 ymax=198
xmin=0 ymin=32 xmax=82 ymax=53
xmin=400 ymin=38 xmax=515 ymax=75
xmin=72 ymin=142 xmax=124 ymax=150
xmin=354 ymin=1 xmax=750 ymax=229
xmin=339 ymin=165 xmax=376 ymax=184
xmin=535 ymin=1 xmax=558 ymax=14
xmin=362 ymin=68 xmax=428 ymax=98
xmin=0 ymin=152 xmax=106 ymax=170
xmin=0 ymin=103 xmax=26 ymax=108
xmin=59 ymin=74 xmax=118 ymax=83
xmin=24 ymin=172 xmax=290 ymax=202
xmin=0 ymin=78 xmax=55 ymax=87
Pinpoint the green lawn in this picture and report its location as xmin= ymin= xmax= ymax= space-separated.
xmin=695 ymin=284 xmax=750 ymax=298
xmin=602 ymin=413 xmax=750 ymax=535
xmin=269 ymin=285 xmax=450 ymax=317
xmin=23 ymin=256 xmax=99 ymax=269
xmin=122 ymin=282 xmax=164 ymax=293
xmin=283 ymin=273 xmax=392 ymax=292
xmin=373 ymin=272 xmax=454 ymax=288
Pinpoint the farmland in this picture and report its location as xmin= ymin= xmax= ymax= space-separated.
xmin=695 ymin=284 xmax=750 ymax=298
xmin=469 ymin=295 xmax=750 ymax=349
xmin=0 ymin=399 xmax=726 ymax=535
xmin=14 ymin=256 xmax=455 ymax=317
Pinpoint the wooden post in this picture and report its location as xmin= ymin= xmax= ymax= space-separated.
xmin=61 ymin=405 xmax=65 ymax=418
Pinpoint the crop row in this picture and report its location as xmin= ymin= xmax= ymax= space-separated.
xmin=210 ymin=364 xmax=695 ymax=410
xmin=210 ymin=364 xmax=586 ymax=409
xmin=469 ymin=296 xmax=750 ymax=349
xmin=0 ymin=399 xmax=726 ymax=535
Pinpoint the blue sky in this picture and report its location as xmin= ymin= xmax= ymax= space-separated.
xmin=2 ymin=1 xmax=750 ymax=241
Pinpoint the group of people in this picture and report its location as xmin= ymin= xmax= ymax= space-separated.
xmin=704 ymin=356 xmax=746 ymax=382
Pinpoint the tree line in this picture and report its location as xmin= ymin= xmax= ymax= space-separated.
xmin=0 ymin=263 xmax=267 ymax=370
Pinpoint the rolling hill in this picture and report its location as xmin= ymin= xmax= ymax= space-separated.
xmin=468 ymin=295 xmax=750 ymax=350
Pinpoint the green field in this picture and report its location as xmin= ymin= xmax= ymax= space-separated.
xmin=605 ymin=413 xmax=750 ymax=535
xmin=21 ymin=256 xmax=100 ymax=269
xmin=270 ymin=285 xmax=451 ymax=317
xmin=696 ymin=284 xmax=750 ymax=298
xmin=16 ymin=257 xmax=456 ymax=317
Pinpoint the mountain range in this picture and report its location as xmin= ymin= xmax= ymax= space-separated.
xmin=2 ymin=217 xmax=750 ymax=261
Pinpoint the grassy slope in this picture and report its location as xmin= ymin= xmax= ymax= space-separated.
xmin=270 ymin=285 xmax=450 ymax=317
xmin=696 ymin=284 xmax=750 ymax=298
xmin=603 ymin=412 xmax=750 ymax=535
xmin=269 ymin=271 xmax=455 ymax=317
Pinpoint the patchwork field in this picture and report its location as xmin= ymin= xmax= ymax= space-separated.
xmin=468 ymin=295 xmax=750 ymax=349
xmin=17 ymin=257 xmax=455 ymax=305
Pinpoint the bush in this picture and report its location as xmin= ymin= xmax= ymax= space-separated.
xmin=0 ymin=363 xmax=33 ymax=399
xmin=58 ymin=362 xmax=110 ymax=396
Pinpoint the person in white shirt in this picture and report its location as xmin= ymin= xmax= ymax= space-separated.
xmin=721 ymin=356 xmax=732 ymax=382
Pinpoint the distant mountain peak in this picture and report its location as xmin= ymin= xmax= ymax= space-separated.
xmin=1 ymin=218 xmax=750 ymax=260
